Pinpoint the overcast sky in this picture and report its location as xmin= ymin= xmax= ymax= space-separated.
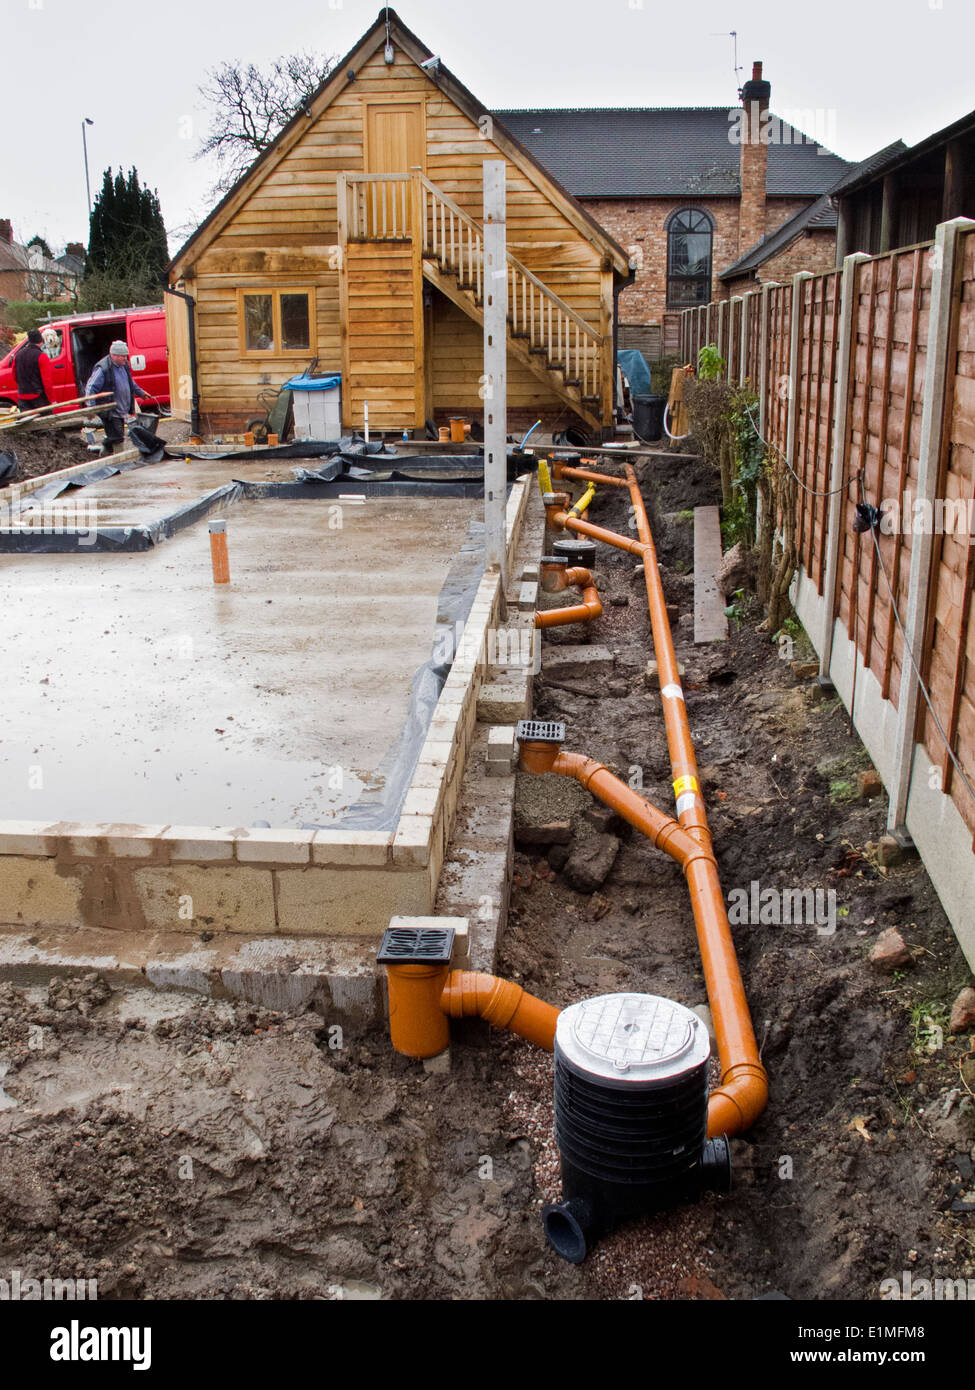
xmin=3 ymin=0 xmax=972 ymax=255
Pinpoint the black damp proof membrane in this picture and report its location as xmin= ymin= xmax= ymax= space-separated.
xmin=0 ymin=450 xmax=527 ymax=552
xmin=0 ymin=481 xmax=242 ymax=553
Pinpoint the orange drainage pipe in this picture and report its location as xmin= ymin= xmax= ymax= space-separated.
xmin=534 ymin=469 xmax=768 ymax=1139
xmin=384 ymin=962 xmax=558 ymax=1058
xmin=549 ymin=458 xmax=629 ymax=489
xmin=535 ymin=566 xmax=602 ymax=629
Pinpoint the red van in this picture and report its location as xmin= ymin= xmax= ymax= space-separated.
xmin=0 ymin=305 xmax=169 ymax=411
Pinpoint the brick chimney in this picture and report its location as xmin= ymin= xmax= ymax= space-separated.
xmin=738 ymin=61 xmax=771 ymax=256
xmin=0 ymin=219 xmax=12 ymax=244
xmin=65 ymin=242 xmax=86 ymax=260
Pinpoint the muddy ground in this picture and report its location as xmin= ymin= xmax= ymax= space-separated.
xmin=0 ymin=414 xmax=191 ymax=484
xmin=0 ymin=453 xmax=973 ymax=1301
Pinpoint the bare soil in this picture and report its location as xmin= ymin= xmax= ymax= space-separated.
xmin=0 ymin=424 xmax=92 ymax=483
xmin=0 ymin=415 xmax=192 ymax=485
xmin=0 ymin=454 xmax=973 ymax=1301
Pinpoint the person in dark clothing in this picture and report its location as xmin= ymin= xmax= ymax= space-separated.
xmin=15 ymin=329 xmax=53 ymax=411
xmin=84 ymin=339 xmax=149 ymax=455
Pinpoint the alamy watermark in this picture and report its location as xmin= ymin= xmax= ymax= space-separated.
xmin=880 ymin=1270 xmax=975 ymax=1300
xmin=727 ymin=880 xmax=837 ymax=935
xmin=0 ymin=1268 xmax=98 ymax=1300
xmin=877 ymin=492 xmax=975 ymax=543
xmin=0 ymin=499 xmax=99 ymax=546
xmin=728 ymin=104 xmax=838 ymax=153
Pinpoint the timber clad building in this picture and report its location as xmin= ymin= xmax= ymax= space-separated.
xmin=167 ymin=9 xmax=633 ymax=438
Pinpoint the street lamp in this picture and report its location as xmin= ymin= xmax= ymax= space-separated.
xmin=81 ymin=117 xmax=94 ymax=217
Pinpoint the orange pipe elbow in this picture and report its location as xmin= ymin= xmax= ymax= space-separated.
xmin=384 ymin=961 xmax=559 ymax=1058
xmin=534 ymin=567 xmax=602 ymax=628
xmin=440 ymin=971 xmax=558 ymax=1050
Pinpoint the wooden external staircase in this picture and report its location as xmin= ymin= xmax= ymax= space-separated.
xmin=337 ymin=171 xmax=608 ymax=432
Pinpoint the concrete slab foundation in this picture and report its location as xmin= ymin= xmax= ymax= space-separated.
xmin=0 ymin=457 xmax=541 ymax=1014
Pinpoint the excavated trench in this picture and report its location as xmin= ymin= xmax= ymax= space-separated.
xmin=0 ymin=454 xmax=972 ymax=1300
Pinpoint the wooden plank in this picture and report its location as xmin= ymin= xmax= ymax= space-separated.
xmin=694 ymin=506 xmax=729 ymax=645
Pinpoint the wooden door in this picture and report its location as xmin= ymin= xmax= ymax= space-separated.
xmin=163 ymin=288 xmax=194 ymax=422
xmin=363 ymin=101 xmax=425 ymax=238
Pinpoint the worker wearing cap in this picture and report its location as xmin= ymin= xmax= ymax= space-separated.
xmin=85 ymin=339 xmax=149 ymax=455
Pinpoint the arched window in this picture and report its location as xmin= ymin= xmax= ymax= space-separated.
xmin=667 ymin=209 xmax=713 ymax=309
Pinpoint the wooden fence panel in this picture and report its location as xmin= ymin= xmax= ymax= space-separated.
xmin=727 ymin=297 xmax=742 ymax=384
xmin=792 ymin=271 xmax=841 ymax=593
xmin=834 ymin=249 xmax=932 ymax=705
xmin=745 ymin=289 xmax=762 ymax=389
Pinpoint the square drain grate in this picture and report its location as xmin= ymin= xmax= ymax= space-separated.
xmin=516 ymin=719 xmax=566 ymax=745
xmin=377 ymin=925 xmax=455 ymax=965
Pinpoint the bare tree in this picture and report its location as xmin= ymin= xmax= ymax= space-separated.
xmin=196 ymin=52 xmax=339 ymax=194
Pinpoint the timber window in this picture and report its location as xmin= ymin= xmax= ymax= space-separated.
xmin=666 ymin=210 xmax=713 ymax=309
xmin=238 ymin=289 xmax=314 ymax=355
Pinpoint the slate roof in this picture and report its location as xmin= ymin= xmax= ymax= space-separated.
xmin=493 ymin=107 xmax=851 ymax=198
xmin=0 ymin=238 xmax=78 ymax=280
xmin=825 ymin=137 xmax=911 ymax=197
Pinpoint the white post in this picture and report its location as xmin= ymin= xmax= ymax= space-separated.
xmin=818 ymin=251 xmax=869 ymax=684
xmin=483 ymin=160 xmax=507 ymax=589
xmin=887 ymin=217 xmax=975 ymax=841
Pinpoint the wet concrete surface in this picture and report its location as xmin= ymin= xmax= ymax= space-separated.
xmin=0 ymin=475 xmax=476 ymax=827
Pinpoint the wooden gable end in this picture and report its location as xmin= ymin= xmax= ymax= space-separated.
xmin=178 ymin=27 xmax=621 ymax=428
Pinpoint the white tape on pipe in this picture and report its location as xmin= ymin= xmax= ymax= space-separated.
xmin=661 ymin=683 xmax=684 ymax=701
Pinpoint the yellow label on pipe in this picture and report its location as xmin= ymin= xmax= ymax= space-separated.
xmin=673 ymin=775 xmax=698 ymax=798
xmin=538 ymin=460 xmax=553 ymax=496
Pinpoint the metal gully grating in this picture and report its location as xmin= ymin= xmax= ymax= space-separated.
xmin=516 ymin=720 xmax=566 ymax=745
xmin=376 ymin=925 xmax=455 ymax=965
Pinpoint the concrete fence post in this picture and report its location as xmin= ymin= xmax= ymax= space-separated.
xmin=483 ymin=160 xmax=507 ymax=591
xmin=818 ymin=251 xmax=869 ymax=684
xmin=887 ymin=216 xmax=975 ymax=841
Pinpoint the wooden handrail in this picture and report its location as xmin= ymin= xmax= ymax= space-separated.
xmin=339 ymin=170 xmax=603 ymax=398
xmin=417 ymin=175 xmax=598 ymax=341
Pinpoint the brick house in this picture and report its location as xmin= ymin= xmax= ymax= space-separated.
xmin=498 ymin=64 xmax=850 ymax=355
xmin=0 ymin=220 xmax=82 ymax=305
